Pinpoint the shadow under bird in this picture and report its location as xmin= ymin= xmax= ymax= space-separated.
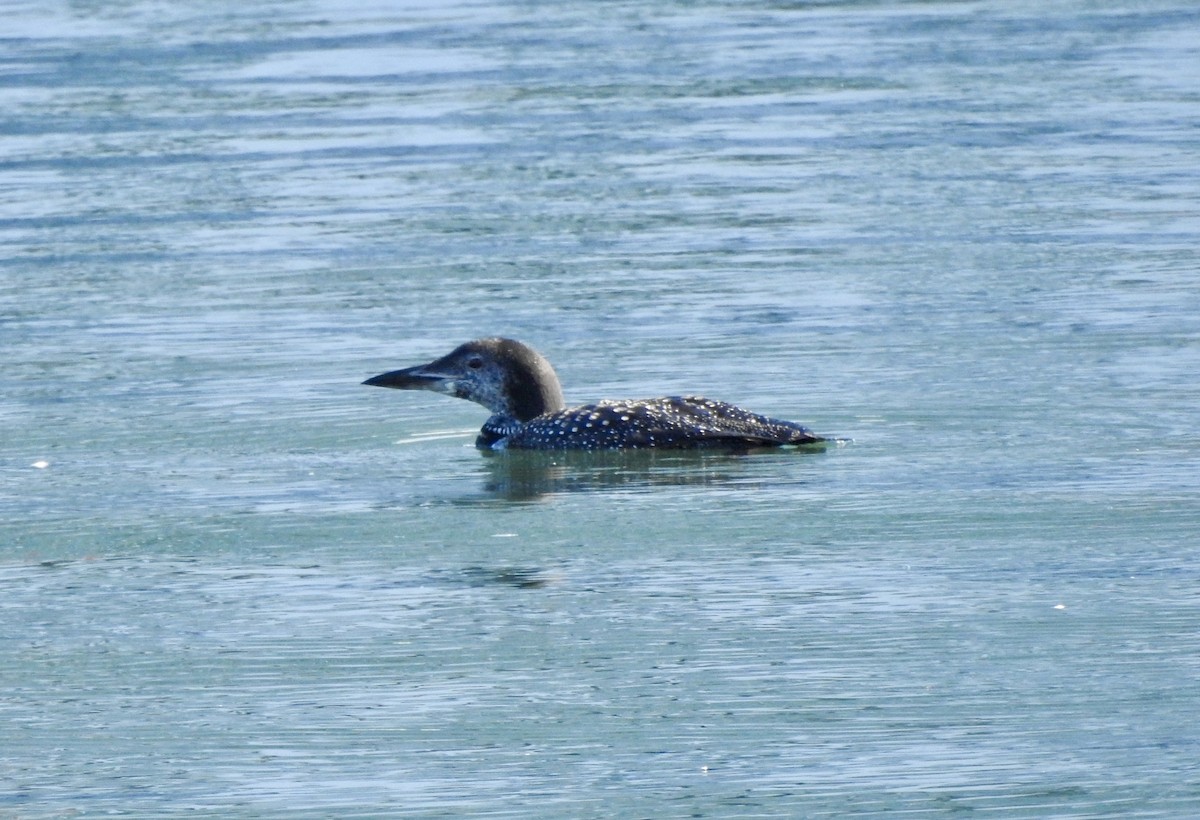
xmin=363 ymin=337 xmax=824 ymax=451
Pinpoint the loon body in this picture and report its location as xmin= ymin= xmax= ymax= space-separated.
xmin=364 ymin=338 xmax=824 ymax=451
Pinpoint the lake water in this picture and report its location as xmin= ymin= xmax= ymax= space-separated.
xmin=3 ymin=0 xmax=1199 ymax=816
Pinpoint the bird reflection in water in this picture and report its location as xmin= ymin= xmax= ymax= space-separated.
xmin=476 ymin=446 xmax=823 ymax=502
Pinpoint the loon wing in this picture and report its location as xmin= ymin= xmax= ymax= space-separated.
xmin=636 ymin=396 xmax=823 ymax=448
xmin=506 ymin=396 xmax=822 ymax=450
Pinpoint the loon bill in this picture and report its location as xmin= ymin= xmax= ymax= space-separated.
xmin=363 ymin=337 xmax=824 ymax=451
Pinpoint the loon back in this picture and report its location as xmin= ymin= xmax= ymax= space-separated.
xmin=364 ymin=337 xmax=823 ymax=451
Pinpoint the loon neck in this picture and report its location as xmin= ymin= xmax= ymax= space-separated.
xmin=496 ymin=341 xmax=565 ymax=421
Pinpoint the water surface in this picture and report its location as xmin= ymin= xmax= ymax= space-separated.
xmin=3 ymin=0 xmax=1199 ymax=816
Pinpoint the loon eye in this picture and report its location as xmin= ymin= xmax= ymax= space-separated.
xmin=466 ymin=356 xmax=484 ymax=370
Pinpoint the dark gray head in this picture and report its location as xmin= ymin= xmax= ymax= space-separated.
xmin=363 ymin=338 xmax=566 ymax=421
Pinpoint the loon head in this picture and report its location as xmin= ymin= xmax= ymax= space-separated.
xmin=363 ymin=337 xmax=566 ymax=422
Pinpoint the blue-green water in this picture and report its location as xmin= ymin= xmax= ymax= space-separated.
xmin=4 ymin=1 xmax=1199 ymax=816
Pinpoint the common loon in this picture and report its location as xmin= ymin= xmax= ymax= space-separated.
xmin=363 ymin=338 xmax=824 ymax=451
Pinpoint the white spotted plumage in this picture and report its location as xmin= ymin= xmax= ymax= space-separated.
xmin=501 ymin=395 xmax=820 ymax=451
